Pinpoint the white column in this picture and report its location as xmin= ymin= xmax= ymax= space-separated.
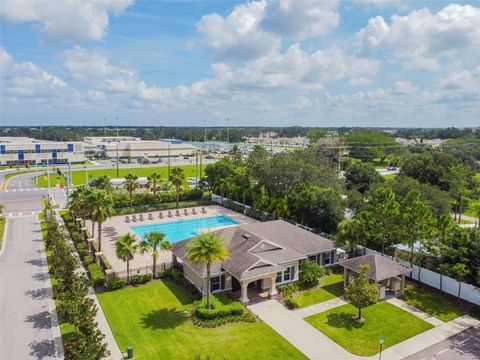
xmin=269 ymin=276 xmax=278 ymax=296
xmin=240 ymin=282 xmax=249 ymax=303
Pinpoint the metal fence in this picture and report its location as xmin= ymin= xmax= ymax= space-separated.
xmin=114 ymin=262 xmax=172 ymax=280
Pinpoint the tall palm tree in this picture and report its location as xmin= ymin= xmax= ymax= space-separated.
xmin=123 ymin=173 xmax=139 ymax=209
xmin=115 ymin=233 xmax=139 ymax=284
xmin=139 ymin=231 xmax=171 ymax=278
xmin=88 ymin=189 xmax=114 ymax=252
xmin=69 ymin=186 xmax=90 ymax=221
xmin=169 ymin=167 xmax=186 ymax=208
xmin=336 ymin=218 xmax=365 ymax=258
xmin=187 ymin=233 xmax=230 ymax=309
xmin=95 ymin=175 xmax=114 ymax=194
xmin=146 ymin=172 xmax=162 ymax=208
xmin=216 ymin=178 xmax=229 ymax=204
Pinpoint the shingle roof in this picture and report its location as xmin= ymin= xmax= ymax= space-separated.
xmin=338 ymin=254 xmax=410 ymax=282
xmin=172 ymin=219 xmax=336 ymax=281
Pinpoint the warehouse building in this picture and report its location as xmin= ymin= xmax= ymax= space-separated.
xmin=0 ymin=137 xmax=85 ymax=167
xmin=95 ymin=139 xmax=194 ymax=159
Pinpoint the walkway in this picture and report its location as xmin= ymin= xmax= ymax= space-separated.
xmin=248 ymin=299 xmax=480 ymax=360
xmin=387 ymin=297 xmax=444 ymax=326
xmin=294 ymin=297 xmax=347 ymax=318
xmin=0 ymin=215 xmax=63 ymax=359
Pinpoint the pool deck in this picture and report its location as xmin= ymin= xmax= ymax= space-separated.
xmin=85 ymin=205 xmax=257 ymax=274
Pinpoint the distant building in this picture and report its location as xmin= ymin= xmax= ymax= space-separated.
xmin=0 ymin=137 xmax=85 ymax=166
xmin=83 ymin=136 xmax=141 ymax=153
xmin=94 ymin=139 xmax=194 ymax=159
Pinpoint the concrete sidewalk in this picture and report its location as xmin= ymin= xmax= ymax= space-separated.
xmin=387 ymin=297 xmax=444 ymax=327
xmin=294 ymin=297 xmax=347 ymax=318
xmin=248 ymin=299 xmax=480 ymax=360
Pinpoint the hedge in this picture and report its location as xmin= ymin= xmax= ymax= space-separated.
xmin=194 ymin=294 xmax=244 ymax=320
xmin=106 ymin=278 xmax=126 ymax=291
xmin=112 ymin=189 xmax=205 ymax=209
xmin=87 ymin=263 xmax=105 ymax=287
xmin=131 ymin=274 xmax=152 ymax=285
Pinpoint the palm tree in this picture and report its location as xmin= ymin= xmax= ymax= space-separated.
xmin=116 ymin=233 xmax=139 ymax=284
xmin=88 ymin=189 xmax=114 ymax=252
xmin=216 ymin=178 xmax=229 ymax=203
xmin=70 ymin=186 xmax=91 ymax=221
xmin=123 ymin=173 xmax=139 ymax=209
xmin=336 ymin=218 xmax=366 ymax=258
xmin=95 ymin=175 xmax=114 ymax=194
xmin=139 ymin=231 xmax=171 ymax=278
xmin=187 ymin=233 xmax=230 ymax=309
xmin=169 ymin=167 xmax=186 ymax=208
xmin=270 ymin=196 xmax=289 ymax=219
xmin=146 ymin=172 xmax=162 ymax=208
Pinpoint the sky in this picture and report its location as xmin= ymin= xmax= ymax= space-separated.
xmin=0 ymin=0 xmax=479 ymax=128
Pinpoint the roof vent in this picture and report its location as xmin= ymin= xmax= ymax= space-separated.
xmin=242 ymin=233 xmax=252 ymax=239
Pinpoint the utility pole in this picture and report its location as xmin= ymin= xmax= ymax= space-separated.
xmin=116 ymin=119 xmax=119 ymax=178
xmin=167 ymin=142 xmax=171 ymax=179
xmin=47 ymin=158 xmax=51 ymax=190
xmin=85 ymin=164 xmax=88 ymax=185
xmin=203 ymin=119 xmax=207 ymax=149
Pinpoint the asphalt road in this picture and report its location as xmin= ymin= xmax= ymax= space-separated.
xmin=404 ymin=326 xmax=480 ymax=360
xmin=0 ymin=214 xmax=63 ymax=359
xmin=0 ymin=172 xmax=48 ymax=215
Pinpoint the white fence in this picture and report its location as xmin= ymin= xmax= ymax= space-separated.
xmin=114 ymin=262 xmax=172 ymax=280
xmin=362 ymin=247 xmax=480 ymax=306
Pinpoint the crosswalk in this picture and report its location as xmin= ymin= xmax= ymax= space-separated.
xmin=5 ymin=211 xmax=42 ymax=218
xmin=1 ymin=188 xmax=43 ymax=193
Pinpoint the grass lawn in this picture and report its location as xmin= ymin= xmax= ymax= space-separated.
xmin=36 ymin=164 xmax=203 ymax=187
xmin=294 ymin=274 xmax=344 ymax=308
xmin=0 ymin=216 xmax=5 ymax=250
xmin=401 ymin=284 xmax=466 ymax=322
xmin=97 ymin=280 xmax=307 ymax=360
xmin=305 ymin=302 xmax=433 ymax=356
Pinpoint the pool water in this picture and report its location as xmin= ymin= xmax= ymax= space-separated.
xmin=130 ymin=215 xmax=239 ymax=243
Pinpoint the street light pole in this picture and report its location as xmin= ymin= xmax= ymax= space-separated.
xmin=116 ymin=119 xmax=119 ymax=178
xmin=203 ymin=119 xmax=207 ymax=149
xmin=226 ymin=117 xmax=230 ymax=145
xmin=47 ymin=158 xmax=51 ymax=190
xmin=167 ymin=142 xmax=171 ymax=179
xmin=379 ymin=336 xmax=384 ymax=360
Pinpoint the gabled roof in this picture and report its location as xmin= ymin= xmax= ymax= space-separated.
xmin=172 ymin=219 xmax=337 ymax=281
xmin=338 ymin=254 xmax=410 ymax=282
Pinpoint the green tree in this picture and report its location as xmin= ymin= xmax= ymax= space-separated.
xmin=307 ymin=128 xmax=327 ymax=143
xmin=140 ymin=231 xmax=171 ymax=278
xmin=450 ymin=263 xmax=470 ymax=303
xmin=434 ymin=214 xmax=455 ymax=291
xmin=69 ymin=186 xmax=91 ymax=221
xmin=115 ymin=233 xmax=139 ymax=284
xmin=400 ymin=190 xmax=434 ymax=273
xmin=146 ymin=172 xmax=162 ymax=208
xmin=360 ymin=187 xmax=401 ymax=255
xmin=187 ymin=233 xmax=230 ymax=309
xmin=442 ymin=165 xmax=471 ymax=223
xmin=345 ymin=162 xmax=383 ymax=194
xmin=299 ymin=260 xmax=325 ymax=287
xmin=87 ymin=189 xmax=114 ymax=252
xmin=344 ymin=264 xmax=379 ymax=320
xmin=269 ymin=196 xmax=290 ymax=219
xmin=336 ymin=218 xmax=367 ymax=257
xmin=469 ymin=201 xmax=480 ymax=229
xmin=123 ymin=173 xmax=139 ymax=210
xmin=228 ymin=144 xmax=243 ymax=165
xmin=169 ymin=167 xmax=186 ymax=208
xmin=94 ymin=174 xmax=114 ymax=194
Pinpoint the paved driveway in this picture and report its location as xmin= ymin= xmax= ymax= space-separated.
xmin=0 ymin=215 xmax=63 ymax=359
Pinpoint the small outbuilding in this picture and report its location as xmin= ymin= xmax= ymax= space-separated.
xmin=339 ymin=254 xmax=410 ymax=299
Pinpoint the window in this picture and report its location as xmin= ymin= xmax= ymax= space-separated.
xmin=210 ymin=275 xmax=225 ymax=292
xmin=308 ymin=254 xmax=320 ymax=265
xmin=322 ymin=251 xmax=333 ymax=266
xmin=276 ymin=266 xmax=295 ymax=284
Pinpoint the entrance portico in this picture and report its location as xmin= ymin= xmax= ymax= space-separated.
xmin=237 ymin=273 xmax=279 ymax=303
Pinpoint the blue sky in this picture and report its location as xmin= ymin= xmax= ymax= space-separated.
xmin=1 ymin=0 xmax=479 ymax=127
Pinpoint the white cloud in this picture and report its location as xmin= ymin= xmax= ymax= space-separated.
xmin=0 ymin=0 xmax=133 ymax=42
xmin=197 ymin=1 xmax=279 ymax=61
xmin=357 ymin=4 xmax=480 ymax=70
xmin=438 ymin=67 xmax=480 ymax=100
xmin=391 ymin=80 xmax=416 ymax=95
xmin=0 ymin=47 xmax=69 ymax=100
xmin=63 ymin=46 xmax=124 ymax=79
xmin=261 ymin=0 xmax=339 ymax=40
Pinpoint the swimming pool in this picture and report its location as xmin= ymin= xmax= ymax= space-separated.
xmin=130 ymin=215 xmax=240 ymax=243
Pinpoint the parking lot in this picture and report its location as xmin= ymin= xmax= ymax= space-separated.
xmin=404 ymin=326 xmax=480 ymax=360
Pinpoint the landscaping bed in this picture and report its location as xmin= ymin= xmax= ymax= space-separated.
xmin=97 ymin=280 xmax=307 ymax=360
xmin=305 ymin=302 xmax=433 ymax=356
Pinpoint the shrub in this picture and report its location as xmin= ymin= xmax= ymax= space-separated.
xmin=279 ymin=283 xmax=299 ymax=297
xmin=300 ymin=260 xmax=325 ymax=288
xmin=194 ymin=294 xmax=245 ymax=320
xmin=72 ymin=233 xmax=82 ymax=244
xmin=88 ymin=263 xmax=105 ymax=287
xmin=170 ymin=268 xmax=184 ymax=284
xmin=106 ymin=278 xmax=126 ymax=291
xmin=131 ymin=274 xmax=152 ymax=285
xmin=83 ymin=255 xmax=94 ymax=266
xmin=284 ymin=295 xmax=299 ymax=309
